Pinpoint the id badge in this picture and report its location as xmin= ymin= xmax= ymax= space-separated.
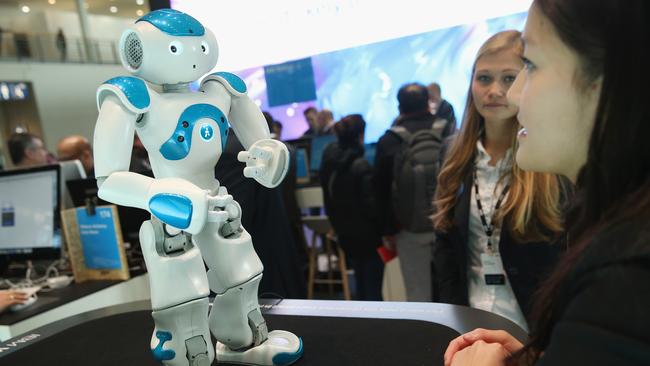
xmin=481 ymin=253 xmax=506 ymax=285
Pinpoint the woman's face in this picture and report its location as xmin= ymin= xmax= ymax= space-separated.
xmin=508 ymin=4 xmax=601 ymax=181
xmin=471 ymin=49 xmax=522 ymax=124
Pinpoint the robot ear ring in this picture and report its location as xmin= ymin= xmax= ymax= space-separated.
xmin=119 ymin=30 xmax=144 ymax=72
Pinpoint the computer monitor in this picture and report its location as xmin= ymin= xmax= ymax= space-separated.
xmin=0 ymin=165 xmax=62 ymax=261
xmin=59 ymin=160 xmax=86 ymax=209
xmin=295 ymin=148 xmax=310 ymax=184
xmin=309 ymin=134 xmax=337 ymax=172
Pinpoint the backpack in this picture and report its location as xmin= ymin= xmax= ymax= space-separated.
xmin=390 ymin=118 xmax=446 ymax=233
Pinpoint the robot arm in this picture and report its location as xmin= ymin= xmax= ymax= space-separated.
xmin=94 ymin=78 xmax=219 ymax=234
xmin=201 ymin=72 xmax=290 ymax=188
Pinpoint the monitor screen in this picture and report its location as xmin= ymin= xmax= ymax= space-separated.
xmin=309 ymin=134 xmax=337 ymax=172
xmin=59 ymin=160 xmax=86 ymax=209
xmin=295 ymin=148 xmax=310 ymax=184
xmin=0 ymin=165 xmax=62 ymax=259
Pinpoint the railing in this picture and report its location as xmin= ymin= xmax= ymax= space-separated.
xmin=0 ymin=31 xmax=120 ymax=65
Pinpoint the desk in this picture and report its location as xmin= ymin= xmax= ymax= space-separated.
xmin=0 ymin=299 xmax=526 ymax=365
xmin=0 ymin=274 xmax=150 ymax=341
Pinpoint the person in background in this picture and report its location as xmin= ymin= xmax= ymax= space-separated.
xmin=316 ymin=109 xmax=335 ymax=135
xmin=55 ymin=28 xmax=66 ymax=61
xmin=431 ymin=30 xmax=567 ymax=331
xmin=214 ymin=127 xmax=307 ymax=299
xmin=7 ymin=132 xmax=50 ymax=169
xmin=301 ymin=106 xmax=320 ymax=137
xmin=444 ymin=1 xmax=649 ymax=365
xmin=428 ymin=82 xmax=457 ymax=137
xmin=56 ymin=135 xmax=94 ymax=177
xmin=320 ymin=114 xmax=384 ymax=300
xmin=272 ymin=120 xmax=283 ymax=140
xmin=374 ymin=82 xmax=438 ymax=301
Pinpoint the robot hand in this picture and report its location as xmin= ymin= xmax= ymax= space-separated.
xmin=237 ymin=139 xmax=290 ymax=188
xmin=206 ymin=186 xmax=241 ymax=224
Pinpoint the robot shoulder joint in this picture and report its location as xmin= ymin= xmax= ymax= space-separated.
xmin=201 ymin=72 xmax=247 ymax=97
xmin=97 ymin=76 xmax=151 ymax=114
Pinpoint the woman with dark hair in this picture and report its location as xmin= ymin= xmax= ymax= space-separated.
xmin=432 ymin=30 xmax=567 ymax=331
xmin=444 ymin=1 xmax=649 ymax=365
xmin=320 ymin=114 xmax=384 ymax=300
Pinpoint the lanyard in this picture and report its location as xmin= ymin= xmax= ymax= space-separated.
xmin=473 ymin=169 xmax=509 ymax=252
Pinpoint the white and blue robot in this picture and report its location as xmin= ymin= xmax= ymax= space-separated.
xmin=93 ymin=9 xmax=302 ymax=366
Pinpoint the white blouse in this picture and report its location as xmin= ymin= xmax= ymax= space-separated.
xmin=467 ymin=140 xmax=529 ymax=331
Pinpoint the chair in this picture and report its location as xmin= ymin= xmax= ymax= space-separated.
xmin=295 ymin=187 xmax=351 ymax=300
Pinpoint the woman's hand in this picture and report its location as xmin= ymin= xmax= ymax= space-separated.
xmin=0 ymin=290 xmax=29 ymax=313
xmin=449 ymin=340 xmax=510 ymax=366
xmin=444 ymin=328 xmax=524 ymax=366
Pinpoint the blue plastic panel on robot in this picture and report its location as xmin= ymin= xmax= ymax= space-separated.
xmin=151 ymin=330 xmax=176 ymax=361
xmin=148 ymin=193 xmax=193 ymax=230
xmin=137 ymin=9 xmax=205 ymax=36
xmin=103 ymin=76 xmax=150 ymax=110
xmin=159 ymin=104 xmax=229 ymax=161
xmin=208 ymin=72 xmax=248 ymax=94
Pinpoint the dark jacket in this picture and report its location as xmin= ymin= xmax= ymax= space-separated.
xmin=214 ymin=132 xmax=307 ymax=299
xmin=320 ymin=142 xmax=381 ymax=258
xmin=435 ymin=99 xmax=457 ymax=135
xmin=374 ymin=111 xmax=439 ymax=235
xmin=432 ymin=139 xmax=568 ymax=321
xmin=536 ymin=215 xmax=650 ymax=365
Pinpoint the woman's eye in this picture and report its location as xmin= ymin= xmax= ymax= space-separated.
xmin=476 ymin=75 xmax=491 ymax=83
xmin=522 ymin=57 xmax=536 ymax=72
xmin=504 ymin=75 xmax=517 ymax=84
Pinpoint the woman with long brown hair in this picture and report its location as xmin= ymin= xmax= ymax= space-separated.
xmin=431 ymin=30 xmax=567 ymax=331
xmin=443 ymin=0 xmax=649 ymax=365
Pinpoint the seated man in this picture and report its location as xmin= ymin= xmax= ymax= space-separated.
xmin=7 ymin=132 xmax=51 ymax=169
xmin=56 ymin=135 xmax=95 ymax=178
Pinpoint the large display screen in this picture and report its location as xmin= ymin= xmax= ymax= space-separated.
xmin=172 ymin=1 xmax=530 ymax=141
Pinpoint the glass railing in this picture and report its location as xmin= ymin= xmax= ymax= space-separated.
xmin=0 ymin=31 xmax=119 ymax=64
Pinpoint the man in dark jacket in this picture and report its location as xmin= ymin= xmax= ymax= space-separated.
xmin=320 ymin=114 xmax=383 ymax=300
xmin=374 ymin=82 xmax=439 ymax=301
xmin=427 ymin=82 xmax=457 ymax=137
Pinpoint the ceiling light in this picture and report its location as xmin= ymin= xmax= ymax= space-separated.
xmin=136 ymin=0 xmax=144 ymax=5
xmin=110 ymin=6 xmax=118 ymax=13
xmin=48 ymin=0 xmax=56 ymax=4
xmin=136 ymin=9 xmax=144 ymax=16
xmin=21 ymin=5 xmax=30 ymax=13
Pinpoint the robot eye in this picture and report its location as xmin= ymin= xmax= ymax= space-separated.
xmin=200 ymin=41 xmax=210 ymax=54
xmin=168 ymin=41 xmax=183 ymax=55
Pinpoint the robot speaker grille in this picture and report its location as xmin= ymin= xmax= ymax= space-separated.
xmin=124 ymin=32 xmax=143 ymax=69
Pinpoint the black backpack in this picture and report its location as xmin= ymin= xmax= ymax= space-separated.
xmin=390 ymin=118 xmax=446 ymax=233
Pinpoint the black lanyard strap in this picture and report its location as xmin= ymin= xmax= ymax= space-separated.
xmin=473 ymin=169 xmax=510 ymax=249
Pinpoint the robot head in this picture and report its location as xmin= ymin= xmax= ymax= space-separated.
xmin=118 ymin=9 xmax=219 ymax=85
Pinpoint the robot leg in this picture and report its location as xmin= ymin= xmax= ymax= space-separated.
xmin=192 ymin=219 xmax=302 ymax=365
xmin=140 ymin=218 xmax=214 ymax=366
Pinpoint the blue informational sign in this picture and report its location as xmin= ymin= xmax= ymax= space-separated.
xmin=76 ymin=207 xmax=122 ymax=270
xmin=264 ymin=58 xmax=317 ymax=107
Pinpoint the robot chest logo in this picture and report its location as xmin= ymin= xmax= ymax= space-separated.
xmin=159 ymin=103 xmax=229 ymax=161
xmin=200 ymin=124 xmax=214 ymax=142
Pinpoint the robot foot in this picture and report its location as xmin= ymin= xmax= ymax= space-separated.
xmin=150 ymin=298 xmax=215 ymax=366
xmin=216 ymin=330 xmax=302 ymax=366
